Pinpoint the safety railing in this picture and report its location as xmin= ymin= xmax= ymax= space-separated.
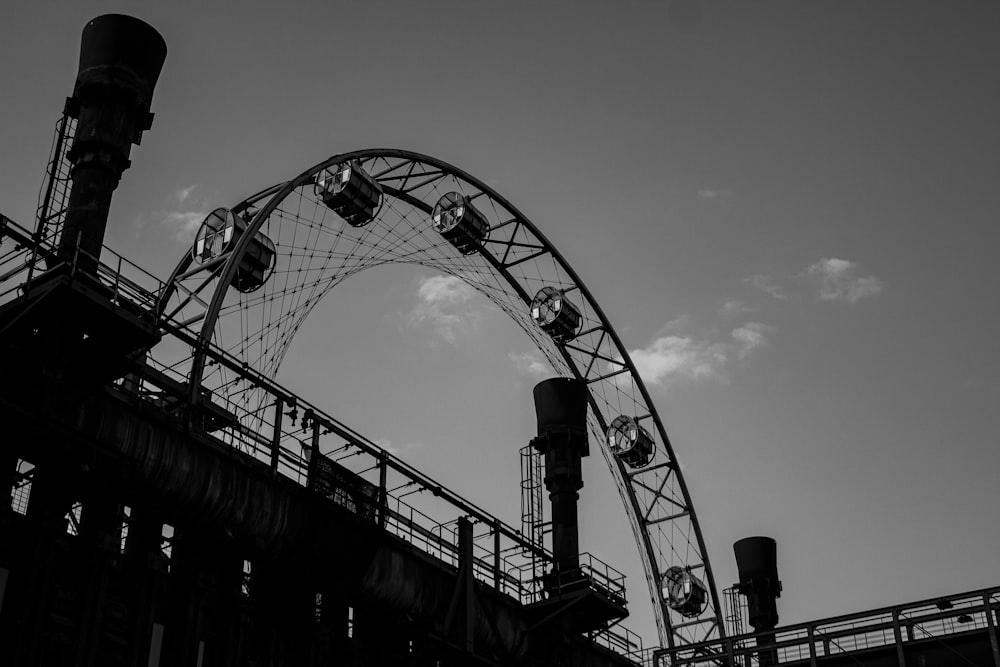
xmin=116 ymin=315 xmax=615 ymax=616
xmin=0 ymin=212 xmax=165 ymax=316
xmin=512 ymin=551 xmax=628 ymax=607
xmin=656 ymin=586 xmax=1000 ymax=667
xmin=1 ymin=216 xmax=649 ymax=664
xmin=144 ymin=316 xmax=650 ymax=664
xmin=118 ymin=348 xmax=546 ymax=597
xmin=0 ymin=214 xmax=40 ymax=303
xmin=590 ymin=625 xmax=655 ymax=667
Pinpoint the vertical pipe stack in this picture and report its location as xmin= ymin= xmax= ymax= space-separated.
xmin=56 ymin=14 xmax=166 ymax=273
xmin=532 ymin=378 xmax=590 ymax=576
xmin=734 ymin=536 xmax=782 ymax=666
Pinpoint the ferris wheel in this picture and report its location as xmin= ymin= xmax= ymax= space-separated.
xmin=156 ymin=149 xmax=724 ymax=649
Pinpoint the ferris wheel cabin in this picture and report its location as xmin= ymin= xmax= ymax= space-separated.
xmin=430 ymin=191 xmax=489 ymax=254
xmin=192 ymin=207 xmax=276 ymax=293
xmin=606 ymin=415 xmax=655 ymax=468
xmin=530 ymin=286 xmax=582 ymax=342
xmin=662 ymin=566 xmax=709 ymax=618
xmin=314 ymin=160 xmax=384 ymax=227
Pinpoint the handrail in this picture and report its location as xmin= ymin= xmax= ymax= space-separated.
xmin=0 ymin=212 xmax=165 ymax=313
xmin=657 ymin=586 xmax=1000 ymax=666
xmin=154 ymin=316 xmax=550 ymax=562
xmin=1 ymin=219 xmax=651 ymax=663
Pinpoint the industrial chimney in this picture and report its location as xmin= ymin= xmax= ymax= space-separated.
xmin=56 ymin=15 xmax=167 ymax=273
xmin=734 ymin=536 xmax=782 ymax=665
xmin=531 ymin=377 xmax=590 ymax=577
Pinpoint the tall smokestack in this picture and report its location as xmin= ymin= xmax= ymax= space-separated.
xmin=532 ymin=378 xmax=589 ymax=573
xmin=56 ymin=15 xmax=166 ymax=272
xmin=734 ymin=536 xmax=782 ymax=665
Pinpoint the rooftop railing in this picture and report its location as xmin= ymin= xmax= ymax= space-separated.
xmin=657 ymin=586 xmax=1000 ymax=667
xmin=0 ymin=212 xmax=166 ymax=314
xmin=0 ymin=214 xmax=646 ymax=664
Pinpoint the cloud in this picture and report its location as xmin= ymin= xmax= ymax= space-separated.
xmin=743 ymin=259 xmax=882 ymax=306
xmin=163 ymin=210 xmax=207 ymax=243
xmin=731 ymin=322 xmax=775 ymax=359
xmin=807 ymin=258 xmax=884 ymax=303
xmin=417 ymin=274 xmax=476 ymax=305
xmin=405 ymin=275 xmax=482 ymax=343
xmin=176 ymin=184 xmax=199 ymax=205
xmin=374 ymin=438 xmax=421 ymax=458
xmin=698 ymin=188 xmax=732 ymax=200
xmin=623 ymin=319 xmax=774 ymax=388
xmin=509 ymin=351 xmax=552 ymax=379
xmin=720 ymin=299 xmax=751 ymax=317
xmin=629 ymin=334 xmax=727 ymax=385
xmin=158 ymin=184 xmax=208 ymax=244
xmin=746 ymin=274 xmax=790 ymax=301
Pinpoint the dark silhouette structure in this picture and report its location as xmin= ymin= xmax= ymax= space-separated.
xmin=733 ymin=537 xmax=782 ymax=666
xmin=2 ymin=13 xmax=999 ymax=667
xmin=0 ymin=14 xmax=638 ymax=667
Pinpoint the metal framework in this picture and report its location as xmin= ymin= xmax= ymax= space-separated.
xmin=658 ymin=587 xmax=1000 ymax=667
xmin=1 ymin=208 xmax=650 ymax=664
xmin=154 ymin=149 xmax=724 ymax=648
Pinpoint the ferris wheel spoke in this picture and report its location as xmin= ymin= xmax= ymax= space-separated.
xmin=156 ymin=148 xmax=724 ymax=649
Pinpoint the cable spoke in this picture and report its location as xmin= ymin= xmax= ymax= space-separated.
xmin=155 ymin=149 xmax=722 ymax=649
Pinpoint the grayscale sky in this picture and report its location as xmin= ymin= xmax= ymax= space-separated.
xmin=2 ymin=0 xmax=998 ymax=644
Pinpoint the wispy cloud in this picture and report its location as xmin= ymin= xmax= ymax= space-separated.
xmin=698 ymin=188 xmax=732 ymax=200
xmin=743 ymin=258 xmax=883 ymax=306
xmin=405 ymin=275 xmax=482 ymax=343
xmin=732 ymin=321 xmax=775 ymax=359
xmin=720 ymin=299 xmax=752 ymax=317
xmin=746 ymin=274 xmax=790 ymax=301
xmin=160 ymin=185 xmax=208 ymax=244
xmin=374 ymin=438 xmax=421 ymax=458
xmin=509 ymin=351 xmax=552 ymax=379
xmin=629 ymin=334 xmax=727 ymax=384
xmin=623 ymin=318 xmax=774 ymax=388
xmin=417 ymin=274 xmax=476 ymax=305
xmin=163 ymin=211 xmax=206 ymax=242
xmin=176 ymin=184 xmax=199 ymax=206
xmin=807 ymin=258 xmax=884 ymax=303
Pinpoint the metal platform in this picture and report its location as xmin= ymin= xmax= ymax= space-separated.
xmin=656 ymin=586 xmax=1000 ymax=667
xmin=0 ymin=213 xmax=649 ymax=666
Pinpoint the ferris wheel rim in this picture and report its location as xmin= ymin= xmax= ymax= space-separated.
xmin=157 ymin=147 xmax=725 ymax=647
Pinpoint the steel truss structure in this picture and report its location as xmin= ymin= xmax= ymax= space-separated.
xmin=155 ymin=149 xmax=725 ymax=648
xmin=0 ymin=207 xmax=648 ymax=664
xmin=658 ymin=587 xmax=1000 ymax=667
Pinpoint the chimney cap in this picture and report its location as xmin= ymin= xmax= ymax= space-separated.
xmin=533 ymin=377 xmax=588 ymax=437
xmin=734 ymin=536 xmax=779 ymax=585
xmin=77 ymin=14 xmax=167 ymax=106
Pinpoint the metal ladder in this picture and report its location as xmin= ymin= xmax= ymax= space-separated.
xmin=519 ymin=444 xmax=548 ymax=553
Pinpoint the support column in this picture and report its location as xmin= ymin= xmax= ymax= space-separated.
xmin=72 ymin=490 xmax=122 ymax=666
xmin=252 ymin=559 xmax=317 ymax=666
xmin=15 ymin=465 xmax=77 ymax=666
xmin=55 ymin=15 xmax=166 ymax=274
xmin=160 ymin=527 xmax=210 ymax=667
xmin=205 ymin=540 xmax=245 ymax=667
xmin=0 ymin=454 xmax=18 ymax=513
xmin=0 ymin=454 xmax=24 ymax=654
xmin=124 ymin=505 xmax=167 ymax=667
xmin=734 ymin=537 xmax=782 ymax=667
xmin=531 ymin=378 xmax=590 ymax=580
xmin=984 ymin=593 xmax=1000 ymax=667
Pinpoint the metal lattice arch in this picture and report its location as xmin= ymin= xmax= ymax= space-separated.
xmin=156 ymin=149 xmax=724 ymax=648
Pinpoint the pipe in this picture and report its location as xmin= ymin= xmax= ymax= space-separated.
xmin=57 ymin=15 xmax=166 ymax=272
xmin=532 ymin=378 xmax=589 ymax=572
xmin=734 ymin=536 xmax=782 ymax=666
